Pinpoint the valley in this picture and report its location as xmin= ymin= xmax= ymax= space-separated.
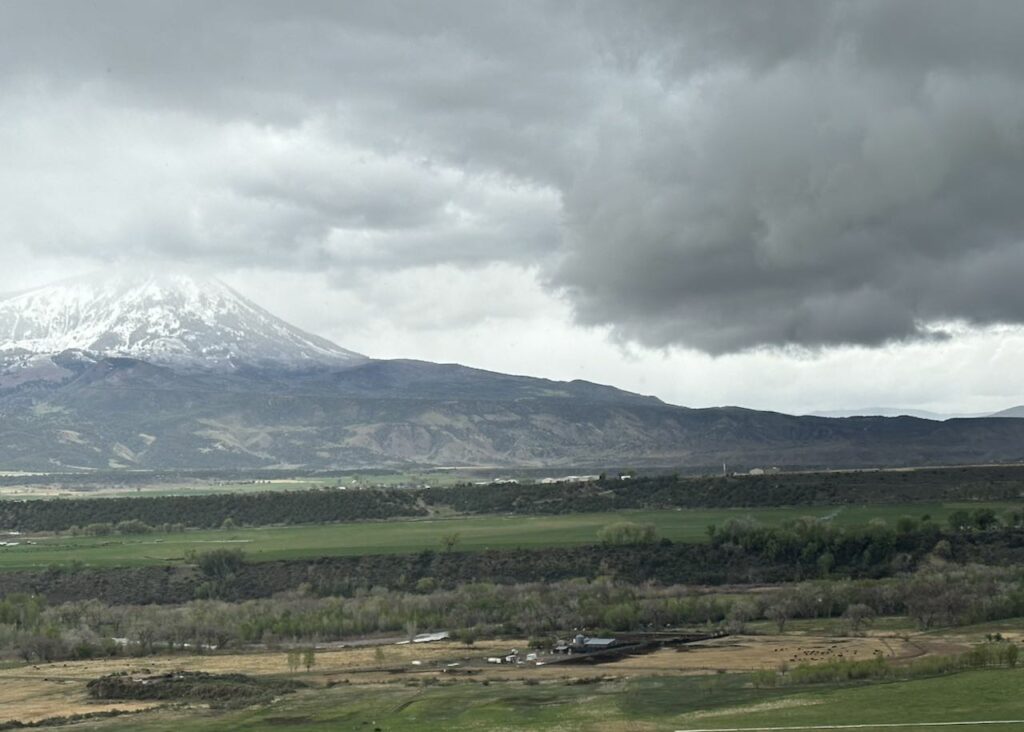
xmin=5 ymin=5 xmax=1022 ymax=729
xmin=0 ymin=277 xmax=1023 ymax=730
xmin=0 ymin=467 xmax=1021 ymax=729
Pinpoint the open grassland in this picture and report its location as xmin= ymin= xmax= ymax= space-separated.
xmin=669 ymin=667 xmax=1024 ymax=731
xmin=24 ymin=659 xmax=1024 ymax=731
xmin=0 ymin=501 xmax=1016 ymax=570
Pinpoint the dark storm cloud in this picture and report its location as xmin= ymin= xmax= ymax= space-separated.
xmin=559 ymin=1 xmax=1024 ymax=352
xmin=2 ymin=1 xmax=1024 ymax=351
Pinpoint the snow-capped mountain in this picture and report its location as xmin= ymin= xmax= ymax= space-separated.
xmin=2 ymin=272 xmax=1023 ymax=473
xmin=0 ymin=271 xmax=365 ymax=373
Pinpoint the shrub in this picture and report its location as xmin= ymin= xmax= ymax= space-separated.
xmin=597 ymin=522 xmax=657 ymax=545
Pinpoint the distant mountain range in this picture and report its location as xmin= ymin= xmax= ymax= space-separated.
xmin=989 ymin=406 xmax=1024 ymax=419
xmin=1 ymin=272 xmax=1023 ymax=472
xmin=807 ymin=408 xmax=993 ymax=420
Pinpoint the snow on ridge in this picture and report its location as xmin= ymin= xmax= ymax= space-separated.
xmin=0 ymin=271 xmax=365 ymax=371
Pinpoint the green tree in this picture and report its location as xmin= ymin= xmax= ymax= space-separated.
xmin=115 ymin=519 xmax=152 ymax=535
xmin=440 ymin=532 xmax=461 ymax=553
xmin=948 ymin=510 xmax=971 ymax=531
xmin=896 ymin=516 xmax=918 ymax=534
xmin=84 ymin=523 xmax=114 ymax=537
xmin=191 ymin=548 xmax=247 ymax=579
xmin=597 ymin=521 xmax=657 ymax=545
xmin=972 ymin=508 xmax=998 ymax=531
xmin=415 ymin=577 xmax=437 ymax=593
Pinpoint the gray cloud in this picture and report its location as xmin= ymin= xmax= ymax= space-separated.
xmin=1 ymin=1 xmax=1023 ymax=352
xmin=556 ymin=1 xmax=1024 ymax=352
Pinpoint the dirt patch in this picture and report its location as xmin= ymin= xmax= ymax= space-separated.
xmin=896 ymin=635 xmax=973 ymax=662
xmin=682 ymin=697 xmax=823 ymax=720
xmin=0 ymin=675 xmax=158 ymax=725
xmin=591 ymin=720 xmax=663 ymax=732
xmin=0 ymin=640 xmax=514 ymax=685
xmin=610 ymin=634 xmax=920 ymax=674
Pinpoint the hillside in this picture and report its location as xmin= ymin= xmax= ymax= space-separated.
xmin=0 ymin=353 xmax=1022 ymax=470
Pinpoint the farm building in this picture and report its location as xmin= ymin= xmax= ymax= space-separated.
xmin=553 ymin=634 xmax=620 ymax=654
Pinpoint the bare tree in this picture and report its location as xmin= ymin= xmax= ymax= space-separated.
xmin=765 ymin=598 xmax=795 ymax=633
xmin=842 ymin=603 xmax=875 ymax=634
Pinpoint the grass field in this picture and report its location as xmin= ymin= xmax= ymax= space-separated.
xmin=51 ymin=666 xmax=1024 ymax=731
xmin=0 ymin=501 xmax=1015 ymax=570
xmin=668 ymin=667 xmax=1024 ymax=731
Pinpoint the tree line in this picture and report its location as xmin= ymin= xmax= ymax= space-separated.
xmin=0 ymin=488 xmax=425 ymax=532
xmin=2 ymin=562 xmax=1022 ymax=663
xmin=3 ymin=520 xmax=1023 ymax=606
xmin=4 ymin=467 xmax=1024 ymax=532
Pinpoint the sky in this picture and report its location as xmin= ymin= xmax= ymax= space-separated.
xmin=1 ymin=1 xmax=1023 ymax=416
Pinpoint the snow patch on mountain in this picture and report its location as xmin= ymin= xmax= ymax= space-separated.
xmin=0 ymin=271 xmax=365 ymax=371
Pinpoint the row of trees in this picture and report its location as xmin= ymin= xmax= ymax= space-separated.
xmin=421 ymin=468 xmax=1024 ymax=516
xmin=0 ymin=488 xmax=424 ymax=532
xmin=67 ymin=520 xmax=188 ymax=536
xmin=706 ymin=514 xmax=1024 ymax=578
xmin=2 ymin=562 xmax=1022 ymax=662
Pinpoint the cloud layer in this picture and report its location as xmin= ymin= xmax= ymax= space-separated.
xmin=2 ymin=1 xmax=1024 ymax=353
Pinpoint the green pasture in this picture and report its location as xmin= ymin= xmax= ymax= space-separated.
xmin=66 ymin=667 xmax=1024 ymax=731
xmin=0 ymin=501 xmax=1016 ymax=570
xmin=668 ymin=667 xmax=1024 ymax=731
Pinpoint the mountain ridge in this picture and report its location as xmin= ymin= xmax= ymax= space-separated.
xmin=989 ymin=406 xmax=1024 ymax=418
xmin=1 ymin=272 xmax=1023 ymax=471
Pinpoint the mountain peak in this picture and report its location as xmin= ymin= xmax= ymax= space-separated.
xmin=0 ymin=270 xmax=365 ymax=372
